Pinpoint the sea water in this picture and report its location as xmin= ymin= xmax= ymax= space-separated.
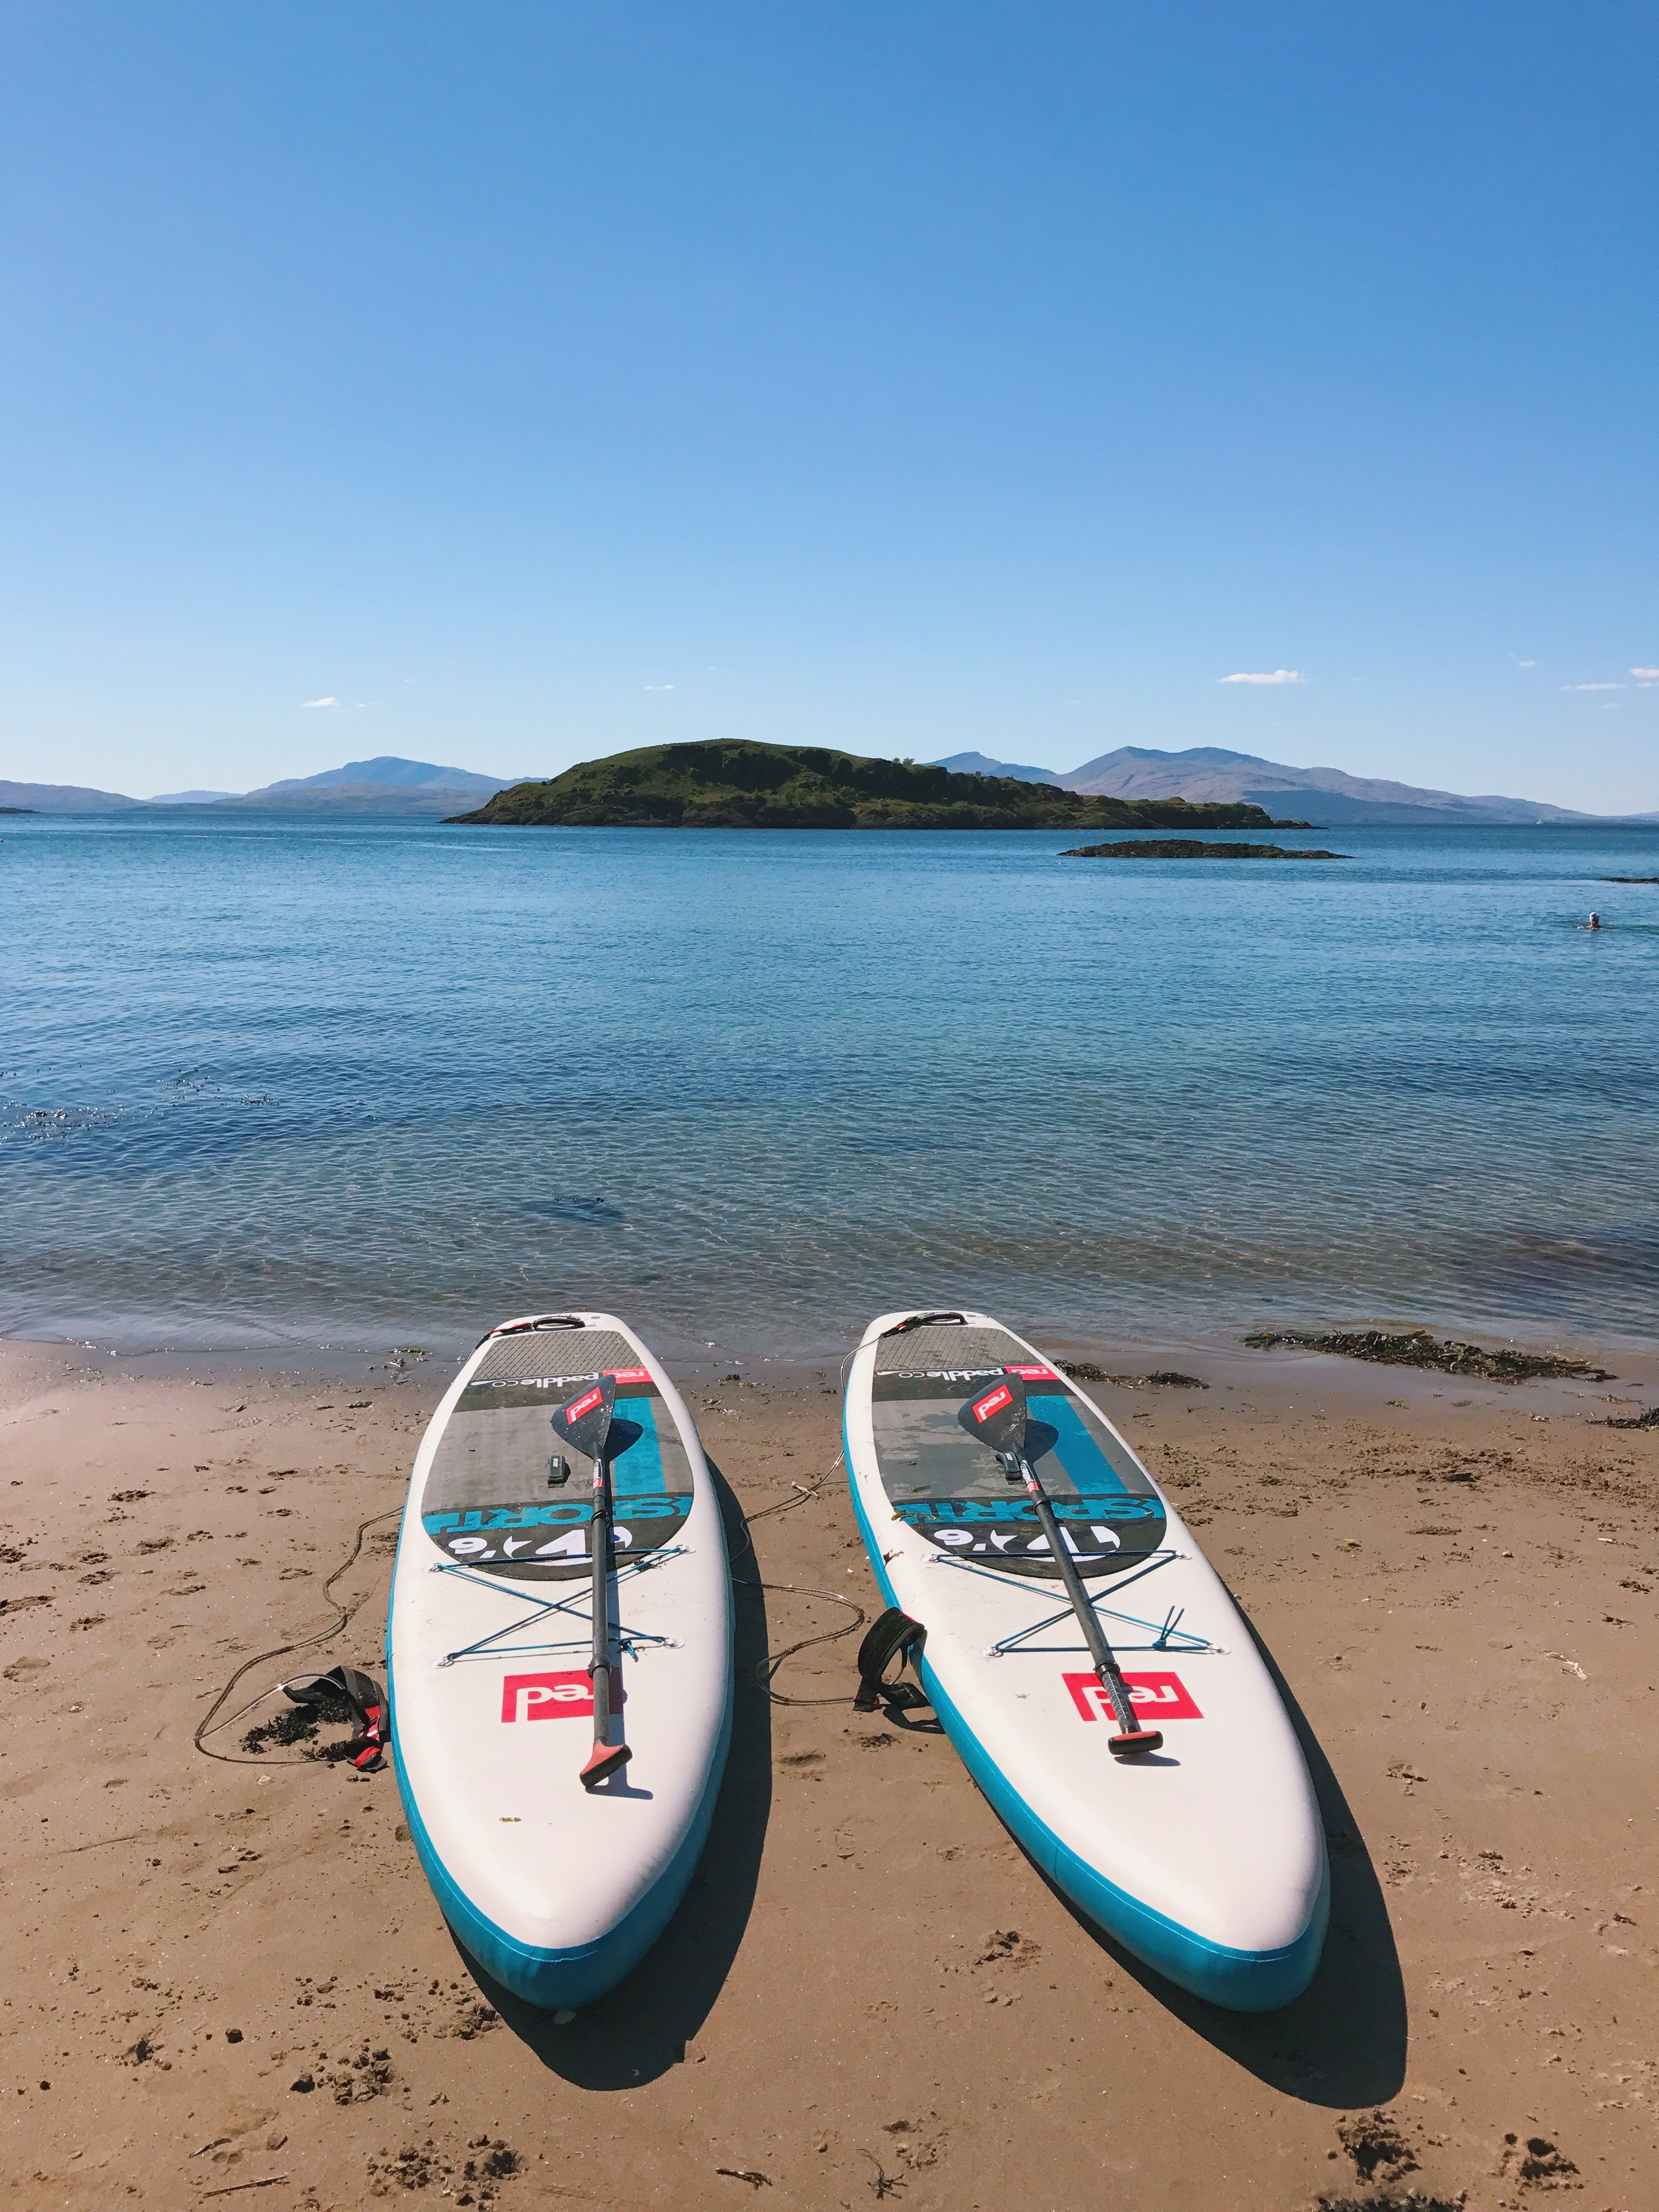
xmin=3 ymin=814 xmax=1657 ymax=1362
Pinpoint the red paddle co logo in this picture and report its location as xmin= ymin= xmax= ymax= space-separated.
xmin=1064 ymin=1671 xmax=1203 ymax=1722
xmin=970 ymin=1383 xmax=1012 ymax=1423
xmin=500 ymin=1671 xmax=624 ymax=1723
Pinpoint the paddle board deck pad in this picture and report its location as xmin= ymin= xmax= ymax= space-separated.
xmin=389 ymin=1312 xmax=732 ymax=2008
xmin=845 ymin=1311 xmax=1328 ymax=2011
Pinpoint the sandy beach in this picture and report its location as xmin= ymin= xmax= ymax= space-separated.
xmin=2 ymin=1331 xmax=1655 ymax=2211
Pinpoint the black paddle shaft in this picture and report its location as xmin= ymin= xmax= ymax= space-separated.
xmin=550 ymin=1374 xmax=632 ymax=1787
xmin=958 ymin=1370 xmax=1162 ymax=1753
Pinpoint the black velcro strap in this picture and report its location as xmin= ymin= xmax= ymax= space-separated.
xmin=854 ymin=1608 xmax=930 ymax=1713
xmin=283 ymin=1664 xmax=388 ymax=1771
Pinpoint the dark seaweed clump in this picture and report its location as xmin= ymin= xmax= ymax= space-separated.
xmin=242 ymin=1683 xmax=356 ymax=1756
xmin=1244 ymin=1328 xmax=1611 ymax=1384
xmin=1317 ymin=2198 xmax=1465 ymax=2211
xmin=1601 ymin=1402 xmax=1659 ymax=1429
xmin=1060 ymin=1362 xmax=1208 ymax=1388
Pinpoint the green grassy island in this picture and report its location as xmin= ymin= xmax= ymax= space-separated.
xmin=448 ymin=741 xmax=1291 ymax=831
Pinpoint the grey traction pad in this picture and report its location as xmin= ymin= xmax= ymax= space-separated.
xmin=472 ymin=1329 xmax=641 ymax=1386
xmin=874 ymin=1324 xmax=1027 ymax=1374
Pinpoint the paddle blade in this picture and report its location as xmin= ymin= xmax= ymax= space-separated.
xmin=551 ymin=1373 xmax=617 ymax=1464
xmin=579 ymin=1741 xmax=632 ymax=1790
xmin=958 ymin=1369 xmax=1028 ymax=1459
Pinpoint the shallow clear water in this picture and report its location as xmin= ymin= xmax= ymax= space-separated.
xmin=4 ymin=814 xmax=1657 ymax=1360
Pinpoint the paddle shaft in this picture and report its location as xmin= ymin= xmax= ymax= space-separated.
xmin=588 ymin=1447 xmax=619 ymax=1748
xmin=1005 ymin=1451 xmax=1143 ymax=1736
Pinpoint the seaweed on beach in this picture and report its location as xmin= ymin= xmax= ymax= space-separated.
xmin=1600 ymin=1401 xmax=1659 ymax=1429
xmin=1316 ymin=2198 xmax=1465 ymax=2212
xmin=1062 ymin=1362 xmax=1209 ymax=1389
xmin=242 ymin=1682 xmax=356 ymax=1756
xmin=1243 ymin=1328 xmax=1612 ymax=1384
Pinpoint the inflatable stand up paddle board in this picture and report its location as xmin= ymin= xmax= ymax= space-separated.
xmin=388 ymin=1312 xmax=732 ymax=2008
xmin=844 ymin=1310 xmax=1328 ymax=2011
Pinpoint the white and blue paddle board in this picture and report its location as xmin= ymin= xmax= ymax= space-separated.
xmin=388 ymin=1311 xmax=732 ymax=2008
xmin=845 ymin=1309 xmax=1327 ymax=2011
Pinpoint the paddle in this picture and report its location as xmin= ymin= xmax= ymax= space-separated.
xmin=957 ymin=1370 xmax=1163 ymax=1756
xmin=550 ymin=1373 xmax=632 ymax=1788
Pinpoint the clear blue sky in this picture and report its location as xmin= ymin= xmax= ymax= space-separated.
xmin=2 ymin=4 xmax=1655 ymax=809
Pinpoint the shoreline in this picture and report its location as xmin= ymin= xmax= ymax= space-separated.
xmin=2 ymin=1333 xmax=1655 ymax=2208
xmin=7 ymin=1309 xmax=1656 ymax=1403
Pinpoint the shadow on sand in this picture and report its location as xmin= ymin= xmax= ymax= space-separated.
xmin=1031 ymin=1613 xmax=1408 ymax=2107
xmin=453 ymin=1462 xmax=772 ymax=2088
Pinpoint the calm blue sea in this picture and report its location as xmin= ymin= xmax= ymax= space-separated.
xmin=3 ymin=814 xmax=1657 ymax=1361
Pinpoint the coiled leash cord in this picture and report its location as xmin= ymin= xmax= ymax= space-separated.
xmin=194 ymin=1507 xmax=401 ymax=1767
xmin=730 ymin=1452 xmax=868 ymax=1706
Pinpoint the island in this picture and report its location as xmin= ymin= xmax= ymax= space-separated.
xmin=0 ymin=806 xmax=37 ymax=816
xmin=1060 ymin=838 xmax=1348 ymax=859
xmin=447 ymin=740 xmax=1297 ymax=832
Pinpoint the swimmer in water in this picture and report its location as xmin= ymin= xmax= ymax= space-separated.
xmin=1587 ymin=912 xmax=1602 ymax=930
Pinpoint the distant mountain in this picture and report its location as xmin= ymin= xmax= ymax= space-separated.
xmin=930 ymin=751 xmax=1063 ymax=786
xmin=940 ymin=745 xmax=1598 ymax=824
xmin=149 ymin=787 xmax=241 ymax=804
xmin=1058 ymin=746 xmax=1590 ymax=825
xmin=211 ymin=757 xmax=524 ymax=815
xmin=0 ymin=777 xmax=144 ymax=813
xmin=251 ymin=755 xmax=510 ymax=797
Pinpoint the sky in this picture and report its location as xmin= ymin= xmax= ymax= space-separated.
xmin=1 ymin=4 xmax=1656 ymax=811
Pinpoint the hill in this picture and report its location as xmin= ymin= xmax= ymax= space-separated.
xmin=0 ymin=778 xmax=145 ymax=813
xmin=930 ymin=749 xmax=1063 ymax=786
xmin=938 ymin=746 xmax=1594 ymax=825
xmin=451 ymin=741 xmax=1283 ymax=831
xmin=216 ymin=757 xmax=518 ymax=813
xmin=1 ymin=758 xmax=521 ymax=816
xmin=1062 ymin=746 xmax=1589 ymax=824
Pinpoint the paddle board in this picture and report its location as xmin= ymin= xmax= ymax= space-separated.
xmin=388 ymin=1311 xmax=732 ymax=2008
xmin=844 ymin=1309 xmax=1327 ymax=2011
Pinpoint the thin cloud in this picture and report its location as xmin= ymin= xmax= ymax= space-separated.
xmin=644 ymin=684 xmax=675 ymax=692
xmin=1519 ymin=659 xmax=1537 ymax=668
xmin=1632 ymin=666 xmax=1659 ymax=681
xmin=1564 ymin=681 xmax=1621 ymax=692
xmin=1217 ymin=669 xmax=1303 ymax=685
xmin=303 ymin=696 xmax=338 ymax=709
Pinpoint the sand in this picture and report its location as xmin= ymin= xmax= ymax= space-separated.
xmin=2 ymin=1333 xmax=1656 ymax=2211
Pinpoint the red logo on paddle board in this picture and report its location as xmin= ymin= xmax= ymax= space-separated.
xmin=500 ymin=1669 xmax=623 ymax=1723
xmin=1064 ymin=1671 xmax=1203 ymax=1722
xmin=564 ymin=1386 xmax=605 ymax=1423
xmin=606 ymin=1367 xmax=651 ymax=1385
xmin=970 ymin=1383 xmax=1012 ymax=1424
xmin=1006 ymin=1365 xmax=1060 ymax=1384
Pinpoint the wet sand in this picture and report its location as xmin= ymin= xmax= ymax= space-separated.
xmin=2 ymin=1335 xmax=1656 ymax=2210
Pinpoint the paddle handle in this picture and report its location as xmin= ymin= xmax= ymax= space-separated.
xmin=1013 ymin=1455 xmax=1159 ymax=1746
